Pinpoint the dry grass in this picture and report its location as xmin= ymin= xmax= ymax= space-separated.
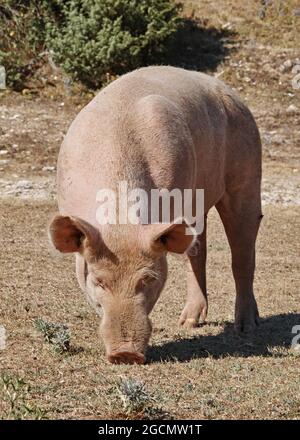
xmin=183 ymin=0 xmax=299 ymax=48
xmin=0 ymin=0 xmax=299 ymax=420
xmin=0 ymin=201 xmax=299 ymax=419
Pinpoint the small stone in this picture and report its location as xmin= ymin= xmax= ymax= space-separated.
xmin=16 ymin=180 xmax=33 ymax=189
xmin=286 ymin=104 xmax=298 ymax=114
xmin=279 ymin=59 xmax=293 ymax=73
xmin=42 ymin=166 xmax=55 ymax=172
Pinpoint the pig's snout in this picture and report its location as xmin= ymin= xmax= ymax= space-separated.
xmin=107 ymin=343 xmax=146 ymax=365
xmin=101 ymin=303 xmax=152 ymax=365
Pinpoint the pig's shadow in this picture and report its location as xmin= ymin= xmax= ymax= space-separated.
xmin=147 ymin=313 xmax=300 ymax=363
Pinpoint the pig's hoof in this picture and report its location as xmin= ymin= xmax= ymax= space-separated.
xmin=179 ymin=317 xmax=198 ymax=329
xmin=235 ymin=300 xmax=259 ymax=333
xmin=234 ymin=314 xmax=259 ymax=334
xmin=179 ymin=302 xmax=207 ymax=329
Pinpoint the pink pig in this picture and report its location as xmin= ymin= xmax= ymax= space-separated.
xmin=49 ymin=66 xmax=262 ymax=364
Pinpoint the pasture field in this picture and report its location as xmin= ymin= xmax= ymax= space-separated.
xmin=0 ymin=0 xmax=299 ymax=419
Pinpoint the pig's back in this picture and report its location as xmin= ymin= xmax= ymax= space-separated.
xmin=57 ymin=66 xmax=258 ymax=221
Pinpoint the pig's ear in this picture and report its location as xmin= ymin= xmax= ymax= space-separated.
xmin=150 ymin=220 xmax=197 ymax=254
xmin=48 ymin=215 xmax=99 ymax=254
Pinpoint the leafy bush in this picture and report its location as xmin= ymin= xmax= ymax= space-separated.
xmin=35 ymin=318 xmax=70 ymax=353
xmin=0 ymin=1 xmax=46 ymax=89
xmin=108 ymin=377 xmax=170 ymax=419
xmin=45 ymin=0 xmax=181 ymax=88
xmin=1 ymin=373 xmax=46 ymax=419
xmin=0 ymin=0 xmax=181 ymax=89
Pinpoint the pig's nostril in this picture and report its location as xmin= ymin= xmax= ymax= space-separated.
xmin=108 ymin=351 xmax=145 ymax=365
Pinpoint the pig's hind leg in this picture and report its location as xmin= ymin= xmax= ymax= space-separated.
xmin=216 ymin=184 xmax=262 ymax=333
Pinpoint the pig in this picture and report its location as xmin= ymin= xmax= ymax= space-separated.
xmin=49 ymin=66 xmax=262 ymax=364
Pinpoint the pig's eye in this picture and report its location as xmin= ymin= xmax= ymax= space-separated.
xmin=94 ymin=278 xmax=105 ymax=289
xmin=159 ymin=234 xmax=168 ymax=245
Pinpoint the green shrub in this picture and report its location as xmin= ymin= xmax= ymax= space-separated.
xmin=1 ymin=373 xmax=46 ymax=419
xmin=108 ymin=377 xmax=170 ymax=419
xmin=45 ymin=0 xmax=181 ymax=88
xmin=35 ymin=318 xmax=70 ymax=353
xmin=0 ymin=1 xmax=46 ymax=89
xmin=0 ymin=0 xmax=181 ymax=89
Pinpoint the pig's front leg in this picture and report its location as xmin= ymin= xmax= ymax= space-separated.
xmin=179 ymin=217 xmax=208 ymax=328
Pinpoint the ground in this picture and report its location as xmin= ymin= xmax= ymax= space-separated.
xmin=0 ymin=0 xmax=299 ymax=420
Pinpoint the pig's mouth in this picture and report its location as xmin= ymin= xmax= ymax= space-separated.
xmin=107 ymin=350 xmax=145 ymax=365
xmin=107 ymin=342 xmax=146 ymax=364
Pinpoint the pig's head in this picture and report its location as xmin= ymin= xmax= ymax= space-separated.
xmin=49 ymin=215 xmax=195 ymax=364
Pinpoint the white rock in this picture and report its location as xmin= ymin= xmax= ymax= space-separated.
xmin=16 ymin=180 xmax=33 ymax=189
xmin=42 ymin=166 xmax=55 ymax=172
xmin=279 ymin=59 xmax=293 ymax=73
xmin=286 ymin=104 xmax=299 ymax=114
